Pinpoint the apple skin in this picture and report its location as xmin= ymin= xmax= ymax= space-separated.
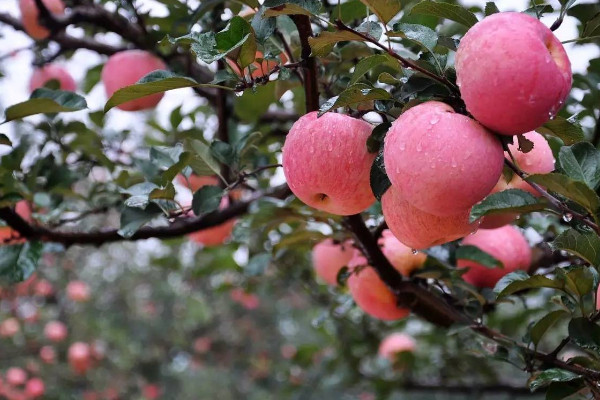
xmin=5 ymin=368 xmax=26 ymax=386
xmin=68 ymin=342 xmax=92 ymax=374
xmin=66 ymin=280 xmax=90 ymax=303
xmin=282 ymin=112 xmax=375 ymax=215
xmin=507 ymin=131 xmax=555 ymax=196
xmin=43 ymin=321 xmax=67 ymax=343
xmin=347 ymin=254 xmax=410 ymax=321
xmin=229 ymin=288 xmax=260 ymax=310
xmin=29 ymin=64 xmax=77 ymax=92
xmin=0 ymin=318 xmax=20 ymax=338
xmin=311 ymin=239 xmax=354 ymax=285
xmin=102 ymin=50 xmax=167 ymax=111
xmin=24 ymin=378 xmax=44 ymax=398
xmin=226 ymin=51 xmax=288 ymax=79
xmin=379 ymin=230 xmax=427 ymax=276
xmin=177 ymin=174 xmax=219 ymax=192
xmin=458 ymin=225 xmax=532 ymax=288
xmin=382 ymin=187 xmax=478 ymax=250
xmin=39 ymin=346 xmax=56 ymax=364
xmin=455 ymin=12 xmax=572 ymax=135
xmin=188 ymin=197 xmax=236 ymax=247
xmin=19 ymin=0 xmax=65 ymax=40
xmin=378 ymin=333 xmax=416 ymax=361
xmin=384 ymin=101 xmax=504 ymax=216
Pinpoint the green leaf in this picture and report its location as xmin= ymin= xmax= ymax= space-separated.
xmin=251 ymin=7 xmax=276 ymax=45
xmin=186 ymin=140 xmax=224 ymax=179
xmin=484 ymin=2 xmax=500 ymax=16
xmin=357 ymin=21 xmax=383 ymax=41
xmin=583 ymin=12 xmax=600 ymax=37
xmin=545 ymin=381 xmax=586 ymax=400
xmin=494 ymin=271 xmax=564 ymax=299
xmin=118 ymin=204 xmax=163 ymax=238
xmin=469 ymin=189 xmax=545 ymax=223
xmin=308 ymin=30 xmax=370 ymax=57
xmin=366 ymin=121 xmax=391 ymax=153
xmin=0 ymin=134 xmax=12 ymax=146
xmin=410 ymin=1 xmax=478 ymax=28
xmin=530 ymin=310 xmax=569 ymax=347
xmin=561 ymin=266 xmax=596 ymax=298
xmin=359 ymin=0 xmax=402 ymax=24
xmin=192 ymin=185 xmax=223 ymax=216
xmin=389 ymin=22 xmax=438 ymax=52
xmin=263 ymin=0 xmax=321 ymax=16
xmin=245 ymin=253 xmax=271 ymax=276
xmin=82 ymin=63 xmax=103 ymax=94
xmin=318 ymin=83 xmax=392 ymax=115
xmin=210 ymin=141 xmax=235 ymax=166
xmin=551 ymin=228 xmax=600 ymax=266
xmin=568 ymin=317 xmax=600 ymax=353
xmin=0 ymin=242 xmax=42 ymax=284
xmin=529 ymin=369 xmax=581 ymax=392
xmin=558 ymin=142 xmax=600 ymax=190
xmin=527 ymin=173 xmax=600 ymax=215
xmin=370 ymin=149 xmax=390 ymax=201
xmin=349 ymin=54 xmax=395 ymax=85
xmin=104 ymin=70 xmax=229 ymax=112
xmin=455 ymin=245 xmax=503 ymax=269
xmin=536 ymin=116 xmax=585 ymax=145
xmin=3 ymin=89 xmax=87 ymax=123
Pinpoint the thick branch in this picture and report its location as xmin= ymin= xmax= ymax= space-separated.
xmin=291 ymin=15 xmax=319 ymax=113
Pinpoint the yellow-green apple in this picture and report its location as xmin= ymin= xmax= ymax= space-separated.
xmin=19 ymin=0 xmax=65 ymax=40
xmin=66 ymin=280 xmax=90 ymax=302
xmin=383 ymin=101 xmax=504 ymax=216
xmin=382 ymin=187 xmax=478 ymax=250
xmin=455 ymin=12 xmax=572 ymax=135
xmin=458 ymin=225 xmax=531 ymax=288
xmin=29 ymin=64 xmax=76 ymax=92
xmin=43 ymin=321 xmax=67 ymax=343
xmin=68 ymin=342 xmax=91 ymax=374
xmin=282 ymin=112 xmax=375 ymax=215
xmin=102 ymin=50 xmax=167 ymax=111
xmin=311 ymin=239 xmax=354 ymax=285
xmin=378 ymin=229 xmax=427 ymax=276
xmin=347 ymin=254 xmax=409 ymax=321
xmin=24 ymin=378 xmax=44 ymax=398
xmin=378 ymin=332 xmax=416 ymax=361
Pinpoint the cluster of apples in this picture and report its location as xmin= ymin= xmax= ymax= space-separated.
xmin=0 ymin=367 xmax=45 ymax=400
xmin=294 ymin=12 xmax=571 ymax=320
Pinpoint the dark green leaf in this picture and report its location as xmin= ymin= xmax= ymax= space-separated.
xmin=545 ymin=380 xmax=586 ymax=400
xmin=359 ymin=0 xmax=402 ymax=24
xmin=389 ymin=22 xmax=438 ymax=52
xmin=551 ymin=228 xmax=600 ymax=266
xmin=357 ymin=21 xmax=383 ymax=41
xmin=410 ymin=1 xmax=478 ymax=28
xmin=562 ymin=266 xmax=596 ymax=298
xmin=118 ymin=204 xmax=163 ymax=238
xmin=530 ymin=310 xmax=569 ymax=347
xmin=558 ymin=142 xmax=600 ymax=190
xmin=469 ymin=189 xmax=545 ymax=223
xmin=370 ymin=149 xmax=390 ymax=201
xmin=536 ymin=116 xmax=585 ymax=145
xmin=484 ymin=2 xmax=500 ymax=16
xmin=252 ymin=7 xmax=276 ymax=44
xmin=583 ymin=12 xmax=600 ymax=37
xmin=494 ymin=271 xmax=564 ymax=299
xmin=366 ymin=121 xmax=391 ymax=153
xmin=456 ymin=245 xmax=503 ymax=269
xmin=186 ymin=140 xmax=223 ymax=178
xmin=192 ymin=185 xmax=223 ymax=216
xmin=529 ymin=368 xmax=581 ymax=392
xmin=0 ymin=134 xmax=12 ymax=146
xmin=0 ymin=242 xmax=42 ymax=284
xmin=527 ymin=173 xmax=600 ymax=215
xmin=349 ymin=54 xmax=395 ymax=85
xmin=308 ymin=30 xmax=369 ymax=57
xmin=245 ymin=253 xmax=271 ymax=276
xmin=210 ymin=140 xmax=235 ymax=166
xmin=3 ymin=89 xmax=87 ymax=123
xmin=568 ymin=317 xmax=600 ymax=353
xmin=318 ymin=84 xmax=392 ymax=115
xmin=263 ymin=0 xmax=321 ymax=16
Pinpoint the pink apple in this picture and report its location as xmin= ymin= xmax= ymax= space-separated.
xmin=229 ymin=288 xmax=260 ymax=310
xmin=378 ymin=229 xmax=427 ymax=276
xmin=347 ymin=254 xmax=410 ymax=321
xmin=39 ymin=346 xmax=56 ymax=364
xmin=102 ymin=50 xmax=167 ymax=111
xmin=507 ymin=131 xmax=555 ymax=196
xmin=66 ymin=280 xmax=90 ymax=302
xmin=382 ymin=187 xmax=478 ymax=250
xmin=311 ymin=239 xmax=354 ymax=285
xmin=0 ymin=318 xmax=20 ymax=338
xmin=458 ymin=225 xmax=532 ymax=288
xmin=455 ymin=12 xmax=572 ymax=135
xmin=19 ymin=0 xmax=65 ymax=40
xmin=282 ymin=112 xmax=375 ymax=215
xmin=193 ymin=336 xmax=212 ymax=354
xmin=378 ymin=332 xmax=416 ymax=361
xmin=5 ymin=368 xmax=26 ymax=386
xmin=43 ymin=321 xmax=67 ymax=343
xmin=142 ymin=384 xmax=162 ymax=400
xmin=29 ymin=64 xmax=76 ymax=92
xmin=177 ymin=174 xmax=219 ymax=192
xmin=68 ymin=342 xmax=91 ymax=374
xmin=384 ymin=101 xmax=503 ymax=216
xmin=24 ymin=378 xmax=44 ymax=398
xmin=33 ymin=279 xmax=53 ymax=298
xmin=188 ymin=196 xmax=236 ymax=247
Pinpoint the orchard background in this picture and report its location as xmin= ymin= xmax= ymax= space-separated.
xmin=0 ymin=0 xmax=599 ymax=399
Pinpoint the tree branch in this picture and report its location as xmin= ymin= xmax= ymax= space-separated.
xmin=291 ymin=15 xmax=319 ymax=113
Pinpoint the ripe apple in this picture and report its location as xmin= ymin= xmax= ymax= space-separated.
xmin=188 ymin=196 xmax=236 ymax=247
xmin=458 ymin=225 xmax=532 ymax=288
xmin=229 ymin=288 xmax=260 ymax=310
xmin=19 ymin=0 xmax=65 ymax=40
xmin=101 ymin=50 xmax=167 ymax=111
xmin=311 ymin=239 xmax=354 ymax=285
xmin=382 ymin=187 xmax=478 ymax=250
xmin=0 ymin=318 xmax=20 ymax=338
xmin=66 ymin=280 xmax=90 ymax=302
xmin=142 ymin=384 xmax=162 ymax=400
xmin=507 ymin=131 xmax=555 ymax=196
xmin=0 ymin=201 xmax=32 ymax=246
xmin=39 ymin=346 xmax=56 ymax=364
xmin=347 ymin=254 xmax=410 ymax=321
xmin=33 ymin=279 xmax=54 ymax=298
xmin=24 ymin=378 xmax=44 ymax=398
xmin=5 ymin=368 xmax=26 ymax=386
xmin=282 ymin=112 xmax=376 ymax=215
xmin=384 ymin=101 xmax=504 ymax=216
xmin=455 ymin=12 xmax=572 ymax=135
xmin=68 ymin=342 xmax=92 ymax=374
xmin=226 ymin=51 xmax=288 ymax=79
xmin=379 ymin=229 xmax=427 ymax=276
xmin=29 ymin=64 xmax=76 ymax=92
xmin=193 ymin=336 xmax=212 ymax=354
xmin=378 ymin=332 xmax=416 ymax=361
xmin=43 ymin=321 xmax=67 ymax=343
xmin=176 ymin=174 xmax=219 ymax=192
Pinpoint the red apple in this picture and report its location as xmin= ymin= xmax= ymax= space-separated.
xmin=311 ymin=239 xmax=354 ymax=285
xmin=19 ymin=0 xmax=65 ymax=40
xmin=29 ymin=64 xmax=76 ymax=92
xmin=43 ymin=321 xmax=67 ymax=343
